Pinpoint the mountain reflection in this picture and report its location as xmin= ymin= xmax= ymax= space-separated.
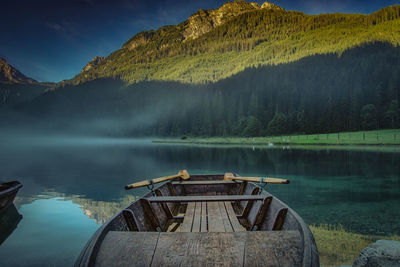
xmin=0 ymin=139 xmax=399 ymax=266
xmin=15 ymin=193 xmax=139 ymax=225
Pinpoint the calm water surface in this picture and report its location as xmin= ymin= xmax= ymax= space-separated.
xmin=0 ymin=138 xmax=399 ymax=266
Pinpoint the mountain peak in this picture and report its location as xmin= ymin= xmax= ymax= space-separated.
xmin=82 ymin=56 xmax=106 ymax=72
xmin=261 ymin=1 xmax=285 ymax=11
xmin=123 ymin=1 xmax=284 ymax=51
xmin=0 ymin=58 xmax=37 ymax=84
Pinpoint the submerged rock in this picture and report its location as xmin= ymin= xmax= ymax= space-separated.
xmin=353 ymin=240 xmax=400 ymax=267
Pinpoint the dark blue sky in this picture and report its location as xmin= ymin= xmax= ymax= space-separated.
xmin=1 ymin=0 xmax=398 ymax=82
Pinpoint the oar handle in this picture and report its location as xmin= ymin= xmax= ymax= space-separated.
xmin=125 ymin=170 xmax=190 ymax=190
xmin=224 ymin=173 xmax=289 ymax=184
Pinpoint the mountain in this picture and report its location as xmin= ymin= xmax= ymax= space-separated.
xmin=14 ymin=43 xmax=400 ymax=137
xmin=2 ymin=2 xmax=400 ymax=137
xmin=0 ymin=58 xmax=37 ymax=84
xmin=69 ymin=1 xmax=400 ymax=85
xmin=0 ymin=58 xmax=51 ymax=108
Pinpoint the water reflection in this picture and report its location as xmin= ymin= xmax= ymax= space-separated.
xmin=0 ymin=204 xmax=22 ymax=245
xmin=15 ymin=193 xmax=139 ymax=225
xmin=0 ymin=139 xmax=399 ymax=266
xmin=0 ymin=197 xmax=99 ymax=267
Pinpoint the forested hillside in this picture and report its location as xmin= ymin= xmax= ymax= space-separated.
xmin=2 ymin=2 xmax=400 ymax=137
xmin=69 ymin=2 xmax=400 ymax=85
xmin=10 ymin=43 xmax=399 ymax=137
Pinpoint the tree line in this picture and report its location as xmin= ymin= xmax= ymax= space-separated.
xmin=10 ymin=42 xmax=399 ymax=137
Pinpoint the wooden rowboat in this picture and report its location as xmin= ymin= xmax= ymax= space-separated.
xmin=0 ymin=181 xmax=22 ymax=211
xmin=76 ymin=172 xmax=319 ymax=267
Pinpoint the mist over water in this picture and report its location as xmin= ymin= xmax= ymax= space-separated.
xmin=0 ymin=133 xmax=399 ymax=266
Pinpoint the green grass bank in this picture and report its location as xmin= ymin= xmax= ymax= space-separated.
xmin=153 ymin=129 xmax=400 ymax=146
xmin=310 ymin=224 xmax=400 ymax=266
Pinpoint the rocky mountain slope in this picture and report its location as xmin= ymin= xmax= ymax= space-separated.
xmin=69 ymin=1 xmax=400 ymax=85
xmin=0 ymin=58 xmax=51 ymax=107
xmin=0 ymin=58 xmax=37 ymax=84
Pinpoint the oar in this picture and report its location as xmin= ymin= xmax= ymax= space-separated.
xmin=223 ymin=172 xmax=289 ymax=184
xmin=125 ymin=170 xmax=190 ymax=190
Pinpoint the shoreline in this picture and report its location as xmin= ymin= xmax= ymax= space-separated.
xmin=152 ymin=129 xmax=400 ymax=146
xmin=153 ymin=139 xmax=400 ymax=146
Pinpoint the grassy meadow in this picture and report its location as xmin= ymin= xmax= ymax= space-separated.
xmin=154 ymin=129 xmax=400 ymax=146
xmin=310 ymin=224 xmax=400 ymax=266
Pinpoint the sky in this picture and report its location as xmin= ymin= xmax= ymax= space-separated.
xmin=1 ymin=0 xmax=398 ymax=82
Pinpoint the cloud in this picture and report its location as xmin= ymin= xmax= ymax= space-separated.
xmin=45 ymin=20 xmax=81 ymax=41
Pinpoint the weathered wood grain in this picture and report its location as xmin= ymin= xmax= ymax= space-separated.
xmin=219 ymin=202 xmax=234 ymax=232
xmin=140 ymin=199 xmax=161 ymax=231
xmin=151 ymin=232 xmax=245 ymax=267
xmin=251 ymin=196 xmax=272 ymax=231
xmin=243 ymin=231 xmax=303 ymax=267
xmin=147 ymin=195 xmax=265 ymax=203
xmin=154 ymin=189 xmax=174 ymax=218
xmin=272 ymin=208 xmax=288 ymax=231
xmin=224 ymin=202 xmax=245 ymax=232
xmin=95 ymin=231 xmax=159 ymax=267
xmin=192 ymin=202 xmax=202 ymax=232
xmin=207 ymin=202 xmax=226 ymax=232
xmin=181 ymin=202 xmax=195 ymax=232
xmin=172 ymin=181 xmax=236 ymax=185
xmin=240 ymin=187 xmax=260 ymax=219
xmin=200 ymin=202 xmax=207 ymax=232
xmin=238 ymin=181 xmax=247 ymax=195
xmin=122 ymin=209 xmax=139 ymax=231
xmin=76 ymin=175 xmax=319 ymax=267
xmin=95 ymin=231 xmax=302 ymax=267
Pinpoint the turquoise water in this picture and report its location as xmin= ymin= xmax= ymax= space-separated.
xmin=0 ymin=139 xmax=399 ymax=266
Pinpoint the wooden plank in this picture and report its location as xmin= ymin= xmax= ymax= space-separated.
xmin=218 ymin=202 xmax=234 ymax=232
xmin=200 ymin=202 xmax=207 ymax=232
xmin=272 ymin=208 xmax=288 ymax=230
xmin=243 ymin=231 xmax=303 ymax=266
xmin=154 ymin=189 xmax=174 ymax=218
xmin=180 ymin=202 xmax=195 ymax=232
xmin=237 ymin=181 xmax=247 ymax=195
xmin=166 ymin=182 xmax=179 ymax=215
xmin=207 ymin=202 xmax=225 ymax=232
xmin=172 ymin=181 xmax=236 ymax=185
xmin=240 ymin=187 xmax=260 ymax=219
xmin=151 ymin=232 xmax=245 ymax=266
xmin=122 ymin=209 xmax=139 ymax=231
xmin=224 ymin=202 xmax=245 ymax=232
xmin=191 ymin=202 xmax=202 ymax=232
xmin=140 ymin=199 xmax=162 ymax=231
xmin=95 ymin=231 xmax=303 ymax=267
xmin=147 ymin=195 xmax=265 ymax=203
xmin=95 ymin=231 xmax=159 ymax=267
xmin=167 ymin=182 xmax=177 ymax=195
xmin=251 ymin=196 xmax=272 ymax=231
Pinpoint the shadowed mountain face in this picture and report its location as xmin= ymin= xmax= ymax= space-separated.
xmin=0 ymin=58 xmax=37 ymax=84
xmin=69 ymin=1 xmax=400 ymax=85
xmin=1 ymin=3 xmax=399 ymax=136
xmin=4 ymin=43 xmax=399 ymax=136
xmin=0 ymin=59 xmax=50 ymax=108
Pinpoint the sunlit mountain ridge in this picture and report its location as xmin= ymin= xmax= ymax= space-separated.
xmin=66 ymin=1 xmax=400 ymax=85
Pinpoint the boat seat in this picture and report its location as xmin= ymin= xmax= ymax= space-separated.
xmin=171 ymin=181 xmax=236 ymax=185
xmin=180 ymin=201 xmax=245 ymax=232
xmin=146 ymin=195 xmax=266 ymax=203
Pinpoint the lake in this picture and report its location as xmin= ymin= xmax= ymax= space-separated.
xmin=0 ymin=137 xmax=399 ymax=266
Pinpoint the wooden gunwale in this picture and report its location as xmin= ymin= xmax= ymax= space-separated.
xmin=0 ymin=181 xmax=23 ymax=210
xmin=75 ymin=174 xmax=319 ymax=267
